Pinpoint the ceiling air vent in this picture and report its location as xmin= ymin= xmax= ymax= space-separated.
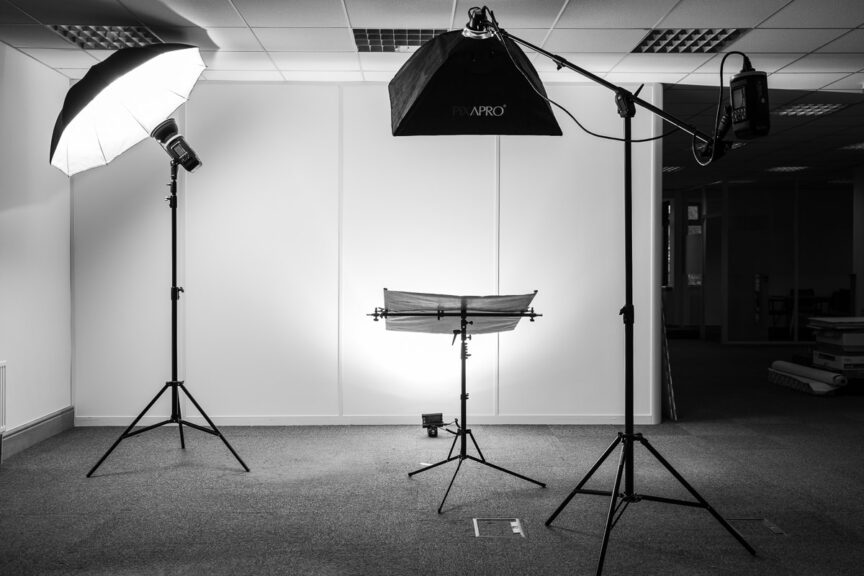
xmin=774 ymin=103 xmax=846 ymax=117
xmin=353 ymin=28 xmax=447 ymax=53
xmin=633 ymin=28 xmax=746 ymax=54
xmin=50 ymin=25 xmax=162 ymax=50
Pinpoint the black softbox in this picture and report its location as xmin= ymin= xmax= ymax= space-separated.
xmin=388 ymin=30 xmax=562 ymax=136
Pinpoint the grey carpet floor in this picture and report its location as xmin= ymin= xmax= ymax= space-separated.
xmin=2 ymin=340 xmax=864 ymax=576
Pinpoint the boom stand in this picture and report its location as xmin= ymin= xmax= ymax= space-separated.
xmin=483 ymin=28 xmax=755 ymax=575
xmin=87 ymin=160 xmax=249 ymax=477
xmin=407 ymin=310 xmax=546 ymax=513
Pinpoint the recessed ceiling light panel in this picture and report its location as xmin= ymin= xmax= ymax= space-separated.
xmin=633 ymin=28 xmax=746 ymax=54
xmin=354 ymin=29 xmax=448 ymax=53
xmin=774 ymin=103 xmax=846 ymax=117
xmin=766 ymin=166 xmax=808 ymax=173
xmin=50 ymin=25 xmax=162 ymax=50
xmin=839 ymin=142 xmax=864 ymax=151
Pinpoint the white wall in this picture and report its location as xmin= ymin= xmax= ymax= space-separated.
xmin=73 ymin=81 xmax=661 ymax=425
xmin=71 ymin=112 xmax=181 ymax=421
xmin=0 ymin=44 xmax=72 ymax=430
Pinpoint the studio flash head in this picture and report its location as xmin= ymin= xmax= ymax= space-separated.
xmin=729 ymin=58 xmax=770 ymax=140
xmin=151 ymin=118 xmax=202 ymax=172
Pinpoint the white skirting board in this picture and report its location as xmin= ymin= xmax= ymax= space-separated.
xmin=74 ymin=413 xmax=661 ymax=426
xmin=1 ymin=406 xmax=74 ymax=462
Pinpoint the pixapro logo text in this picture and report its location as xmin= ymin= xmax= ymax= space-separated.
xmin=452 ymin=105 xmax=507 ymax=117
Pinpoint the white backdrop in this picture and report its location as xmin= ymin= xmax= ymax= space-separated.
xmin=72 ymin=81 xmax=662 ymax=425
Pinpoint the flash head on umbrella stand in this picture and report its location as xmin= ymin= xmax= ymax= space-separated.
xmin=151 ymin=118 xmax=202 ymax=172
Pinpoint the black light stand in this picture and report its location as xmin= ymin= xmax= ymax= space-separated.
xmin=371 ymin=306 xmax=546 ymax=513
xmin=480 ymin=24 xmax=756 ymax=575
xmin=87 ymin=160 xmax=249 ymax=477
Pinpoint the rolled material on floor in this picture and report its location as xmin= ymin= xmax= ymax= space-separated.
xmin=768 ymin=369 xmax=838 ymax=395
xmin=771 ymin=361 xmax=847 ymax=386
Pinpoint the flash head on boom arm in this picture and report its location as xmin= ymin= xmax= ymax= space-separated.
xmin=729 ymin=57 xmax=770 ymax=140
xmin=463 ymin=6 xmax=494 ymax=39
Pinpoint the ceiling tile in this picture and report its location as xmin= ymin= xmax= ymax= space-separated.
xmin=149 ymin=26 xmax=219 ymax=50
xmin=501 ymin=28 xmax=549 ymax=52
xmin=0 ymin=24 xmax=73 ymax=48
xmin=202 ymin=70 xmax=283 ymax=81
xmin=10 ymin=0 xmax=140 ymax=26
xmin=613 ymin=53 xmax=713 ymax=73
xmin=696 ymin=53 xmax=802 ymax=74
xmin=254 ymin=27 xmax=356 ymax=52
xmin=200 ymin=27 xmax=263 ymax=51
xmin=760 ymin=0 xmax=864 ymax=28
xmin=362 ymin=70 xmax=397 ymax=82
xmin=557 ymin=0 xmax=679 ymax=28
xmin=232 ymin=0 xmax=348 ymax=27
xmin=543 ymin=29 xmax=647 ymax=53
xmin=727 ymin=28 xmax=847 ymax=53
xmin=272 ymin=52 xmax=360 ymax=71
xmin=604 ymin=72 xmax=688 ymax=84
xmin=85 ymin=49 xmax=114 ymax=62
xmin=658 ymin=0 xmax=789 ymax=28
xmin=21 ymin=47 xmax=98 ymax=68
xmin=766 ymin=72 xmax=850 ymax=90
xmin=0 ymin=0 xmax=36 ymax=25
xmin=358 ymin=52 xmax=410 ymax=71
xmin=680 ymin=72 xmax=746 ymax=87
xmin=530 ymin=52 xmax=625 ymax=73
xmin=56 ymin=68 xmax=91 ymax=80
xmin=201 ymin=51 xmax=276 ymax=70
xmin=822 ymin=72 xmax=864 ymax=91
xmin=281 ymin=70 xmax=363 ymax=82
xmin=122 ymin=0 xmax=246 ymax=27
xmin=817 ymin=29 xmax=864 ymax=52
xmin=780 ymin=53 xmax=864 ymax=73
xmin=538 ymin=71 xmax=597 ymax=83
xmin=344 ymin=0 xmax=452 ymax=28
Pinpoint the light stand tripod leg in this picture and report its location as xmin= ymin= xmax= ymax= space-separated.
xmin=409 ymin=456 xmax=459 ymax=477
xmin=438 ymin=456 xmax=465 ymax=514
xmin=447 ymin=430 xmax=459 ymax=459
xmin=546 ymin=433 xmax=623 ymax=525
xmin=639 ymin=436 xmax=756 ymax=555
xmin=87 ymin=383 xmax=172 ymax=477
xmin=595 ymin=443 xmax=627 ymax=576
xmin=179 ymin=383 xmax=249 ymax=472
xmin=171 ymin=384 xmax=185 ymax=449
xmin=467 ymin=430 xmax=485 ymax=461
xmin=466 ymin=455 xmax=546 ymax=487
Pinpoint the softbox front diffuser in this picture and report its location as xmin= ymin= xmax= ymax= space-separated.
xmin=388 ymin=31 xmax=562 ymax=136
xmin=50 ymin=43 xmax=205 ymax=176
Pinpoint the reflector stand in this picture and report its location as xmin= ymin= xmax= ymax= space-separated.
xmin=370 ymin=290 xmax=546 ymax=513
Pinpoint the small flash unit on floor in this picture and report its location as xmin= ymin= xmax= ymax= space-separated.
xmin=421 ymin=413 xmax=444 ymax=437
